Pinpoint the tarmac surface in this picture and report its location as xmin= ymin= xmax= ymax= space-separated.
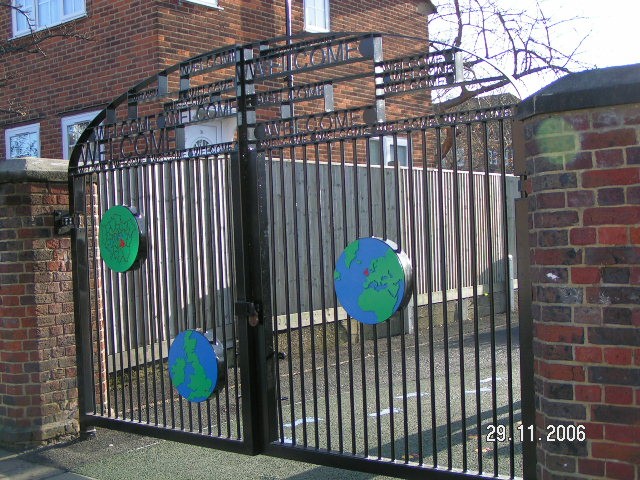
xmin=1 ymin=428 xmax=400 ymax=480
xmin=2 ymin=319 xmax=520 ymax=480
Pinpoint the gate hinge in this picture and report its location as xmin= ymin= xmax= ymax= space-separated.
xmin=235 ymin=301 xmax=260 ymax=326
xmin=53 ymin=211 xmax=78 ymax=235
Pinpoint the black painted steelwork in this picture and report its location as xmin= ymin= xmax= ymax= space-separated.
xmin=69 ymin=33 xmax=532 ymax=479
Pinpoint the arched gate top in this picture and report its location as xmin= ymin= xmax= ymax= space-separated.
xmin=69 ymin=32 xmax=516 ymax=175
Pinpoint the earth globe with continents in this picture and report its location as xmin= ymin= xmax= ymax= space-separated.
xmin=334 ymin=237 xmax=412 ymax=325
xmin=168 ymin=330 xmax=221 ymax=403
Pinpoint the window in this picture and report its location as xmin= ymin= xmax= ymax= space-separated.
xmin=12 ymin=0 xmax=86 ymax=37
xmin=5 ymin=123 xmax=40 ymax=158
xmin=304 ymin=0 xmax=330 ymax=33
xmin=185 ymin=117 xmax=236 ymax=149
xmin=183 ymin=0 xmax=220 ymax=8
xmin=61 ymin=111 xmax=98 ymax=160
xmin=369 ymin=136 xmax=408 ymax=167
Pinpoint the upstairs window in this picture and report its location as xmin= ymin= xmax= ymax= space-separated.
xmin=12 ymin=0 xmax=86 ymax=37
xmin=61 ymin=111 xmax=99 ymax=160
xmin=304 ymin=0 xmax=330 ymax=33
xmin=183 ymin=0 xmax=220 ymax=7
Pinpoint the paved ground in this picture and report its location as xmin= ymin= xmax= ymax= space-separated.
xmin=2 ymin=429 xmax=401 ymax=480
xmin=2 ymin=317 xmax=522 ymax=480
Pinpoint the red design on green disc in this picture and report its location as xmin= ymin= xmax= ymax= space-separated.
xmin=99 ymin=205 xmax=143 ymax=272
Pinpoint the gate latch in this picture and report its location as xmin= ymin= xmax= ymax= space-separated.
xmin=235 ymin=301 xmax=260 ymax=327
xmin=53 ymin=211 xmax=76 ymax=236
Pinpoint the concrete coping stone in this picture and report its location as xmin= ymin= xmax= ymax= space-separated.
xmin=0 ymin=157 xmax=69 ymax=183
xmin=517 ymin=63 xmax=640 ymax=120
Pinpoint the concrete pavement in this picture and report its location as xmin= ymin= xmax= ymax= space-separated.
xmin=1 ymin=428 xmax=399 ymax=480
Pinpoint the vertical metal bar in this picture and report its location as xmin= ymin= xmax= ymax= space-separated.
xmin=140 ymin=164 xmax=157 ymax=426
xmin=342 ymin=139 xmax=356 ymax=456
xmin=211 ymin=153 xmax=232 ymax=438
xmin=326 ymin=142 xmax=344 ymax=454
xmin=120 ymin=168 xmax=137 ymax=423
xmin=407 ymin=132 xmax=424 ymax=464
xmin=130 ymin=167 xmax=144 ymax=424
xmin=136 ymin=165 xmax=151 ymax=425
xmin=223 ymin=152 xmax=242 ymax=440
xmin=114 ymin=168 xmax=127 ymax=420
xmin=101 ymin=172 xmax=119 ymax=419
xmin=267 ymin=148 xmax=284 ymax=443
xmin=498 ymin=118 xmax=516 ymax=479
xmin=367 ymin=138 xmax=386 ymax=459
xmin=466 ymin=123 xmax=483 ymax=474
xmin=184 ymin=157 xmax=200 ymax=432
xmin=278 ymin=147 xmax=296 ymax=445
xmin=96 ymin=173 xmax=111 ymax=419
xmin=289 ymin=145 xmax=309 ymax=447
xmin=513 ymin=116 xmax=536 ymax=479
xmin=234 ymin=45 xmax=277 ymax=452
xmin=422 ymin=130 xmax=437 ymax=466
xmin=392 ymin=133 xmax=410 ymax=464
xmin=149 ymin=163 xmax=165 ymax=427
xmin=301 ymin=143 xmax=320 ymax=449
xmin=435 ymin=127 xmax=453 ymax=468
xmin=451 ymin=127 xmax=468 ymax=469
xmin=169 ymin=158 xmax=185 ymax=430
xmin=313 ymin=141 xmax=331 ymax=450
xmin=89 ymin=173 xmax=105 ymax=417
xmin=482 ymin=121 xmax=499 ymax=476
xmin=166 ymin=159 xmax=181 ymax=430
xmin=360 ymin=137 xmax=373 ymax=458
xmin=201 ymin=156 xmax=217 ymax=437
xmin=71 ymin=174 xmax=96 ymax=427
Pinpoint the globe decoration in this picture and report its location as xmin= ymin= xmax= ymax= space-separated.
xmin=334 ymin=237 xmax=412 ymax=325
xmin=98 ymin=205 xmax=145 ymax=272
xmin=168 ymin=330 xmax=221 ymax=403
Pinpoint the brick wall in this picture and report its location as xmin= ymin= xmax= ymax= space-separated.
xmin=520 ymin=66 xmax=640 ymax=480
xmin=1 ymin=0 xmax=429 ymax=160
xmin=0 ymin=160 xmax=78 ymax=447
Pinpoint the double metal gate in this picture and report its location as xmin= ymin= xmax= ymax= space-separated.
xmin=70 ymin=33 xmax=534 ymax=479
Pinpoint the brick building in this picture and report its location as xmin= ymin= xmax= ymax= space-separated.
xmin=1 ymin=0 xmax=432 ymax=163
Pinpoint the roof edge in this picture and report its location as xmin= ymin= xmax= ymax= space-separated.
xmin=517 ymin=64 xmax=640 ymax=120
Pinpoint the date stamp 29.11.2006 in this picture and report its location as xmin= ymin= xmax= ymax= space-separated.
xmin=486 ymin=424 xmax=586 ymax=443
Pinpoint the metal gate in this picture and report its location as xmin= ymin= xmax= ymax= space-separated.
xmin=70 ymin=33 xmax=534 ymax=479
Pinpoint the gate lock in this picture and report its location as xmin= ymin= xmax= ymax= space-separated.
xmin=235 ymin=301 xmax=260 ymax=327
xmin=53 ymin=211 xmax=76 ymax=235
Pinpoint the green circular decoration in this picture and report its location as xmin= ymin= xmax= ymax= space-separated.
xmin=98 ymin=205 xmax=145 ymax=272
xmin=334 ymin=237 xmax=413 ymax=325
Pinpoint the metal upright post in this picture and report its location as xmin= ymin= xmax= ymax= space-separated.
xmin=232 ymin=46 xmax=277 ymax=454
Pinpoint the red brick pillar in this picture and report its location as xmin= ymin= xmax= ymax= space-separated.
xmin=0 ymin=158 xmax=79 ymax=447
xmin=519 ymin=65 xmax=640 ymax=479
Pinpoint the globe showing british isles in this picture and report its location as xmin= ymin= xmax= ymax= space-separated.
xmin=168 ymin=330 xmax=219 ymax=403
xmin=334 ymin=237 xmax=412 ymax=325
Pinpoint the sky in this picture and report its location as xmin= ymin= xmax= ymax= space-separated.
xmin=429 ymin=0 xmax=640 ymax=98
xmin=519 ymin=0 xmax=640 ymax=96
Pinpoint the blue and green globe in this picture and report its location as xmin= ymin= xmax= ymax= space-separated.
xmin=334 ymin=237 xmax=412 ymax=325
xmin=168 ymin=330 xmax=219 ymax=403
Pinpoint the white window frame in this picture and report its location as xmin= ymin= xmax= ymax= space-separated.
xmin=11 ymin=0 xmax=86 ymax=38
xmin=5 ymin=123 xmax=41 ymax=159
xmin=61 ymin=110 xmax=99 ymax=160
xmin=369 ymin=136 xmax=408 ymax=167
xmin=183 ymin=0 xmax=221 ymax=9
xmin=304 ymin=0 xmax=330 ymax=33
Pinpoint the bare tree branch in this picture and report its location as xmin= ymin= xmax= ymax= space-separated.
xmin=0 ymin=3 xmax=90 ymax=117
xmin=428 ymin=0 xmax=590 ymax=116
